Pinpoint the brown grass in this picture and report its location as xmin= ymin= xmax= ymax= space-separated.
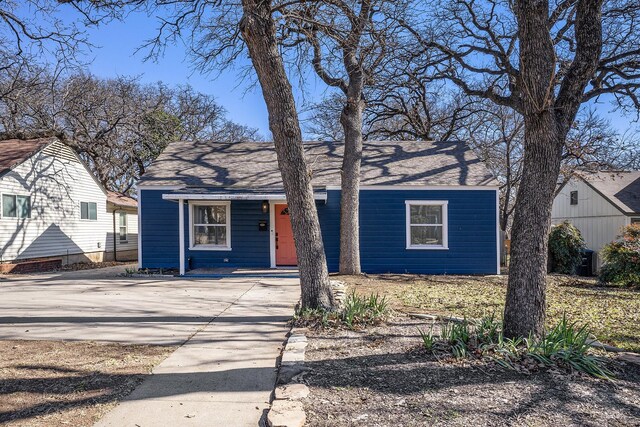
xmin=339 ymin=273 xmax=640 ymax=352
xmin=0 ymin=340 xmax=174 ymax=426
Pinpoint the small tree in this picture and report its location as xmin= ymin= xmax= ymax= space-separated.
xmin=600 ymin=224 xmax=640 ymax=287
xmin=548 ymin=221 xmax=586 ymax=275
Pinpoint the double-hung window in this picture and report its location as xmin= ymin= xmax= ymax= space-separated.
xmin=190 ymin=202 xmax=231 ymax=250
xmin=119 ymin=212 xmax=128 ymax=242
xmin=406 ymin=201 xmax=448 ymax=249
xmin=80 ymin=202 xmax=97 ymax=220
xmin=2 ymin=194 xmax=31 ymax=218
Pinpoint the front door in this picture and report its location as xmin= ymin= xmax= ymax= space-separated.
xmin=275 ymin=204 xmax=297 ymax=266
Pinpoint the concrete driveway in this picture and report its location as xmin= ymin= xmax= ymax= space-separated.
xmin=0 ymin=265 xmax=301 ymax=426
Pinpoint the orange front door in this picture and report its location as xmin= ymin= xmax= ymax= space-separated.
xmin=275 ymin=204 xmax=297 ymax=266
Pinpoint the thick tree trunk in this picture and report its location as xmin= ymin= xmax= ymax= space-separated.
xmin=240 ymin=0 xmax=334 ymax=309
xmin=503 ymin=113 xmax=564 ymax=338
xmin=503 ymin=0 xmax=603 ymax=338
xmin=338 ymin=97 xmax=364 ymax=275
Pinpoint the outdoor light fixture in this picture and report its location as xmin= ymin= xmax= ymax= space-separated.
xmin=261 ymin=200 xmax=269 ymax=213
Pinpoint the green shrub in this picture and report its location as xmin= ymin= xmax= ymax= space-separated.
xmin=548 ymin=221 xmax=586 ymax=274
xmin=599 ymin=224 xmax=640 ymax=287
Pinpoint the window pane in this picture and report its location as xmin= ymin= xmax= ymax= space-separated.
xmin=88 ymin=202 xmax=97 ymax=220
xmin=3 ymin=195 xmax=16 ymax=217
xmin=81 ymin=202 xmax=88 ymax=219
xmin=410 ymin=225 xmax=443 ymax=246
xmin=194 ymin=205 xmax=226 ymax=225
xmin=17 ymin=196 xmax=30 ymax=218
xmin=410 ymin=205 xmax=442 ymax=224
xmin=119 ymin=212 xmax=127 ymax=227
xmin=193 ymin=225 xmax=227 ymax=246
xmin=119 ymin=226 xmax=127 ymax=241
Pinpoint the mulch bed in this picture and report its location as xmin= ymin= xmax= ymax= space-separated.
xmin=0 ymin=340 xmax=174 ymax=426
xmin=301 ymin=316 xmax=640 ymax=426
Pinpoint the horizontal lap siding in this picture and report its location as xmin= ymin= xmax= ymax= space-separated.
xmin=140 ymin=188 xmax=497 ymax=274
xmin=0 ymin=142 xmax=113 ymax=261
xmin=186 ymin=200 xmax=270 ymax=268
xmin=358 ymin=189 xmax=497 ymax=274
xmin=140 ymin=191 xmax=270 ymax=269
xmin=140 ymin=190 xmax=179 ymax=268
xmin=317 ymin=192 xmax=340 ymax=272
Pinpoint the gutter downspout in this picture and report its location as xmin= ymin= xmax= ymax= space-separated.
xmin=112 ymin=210 xmax=118 ymax=262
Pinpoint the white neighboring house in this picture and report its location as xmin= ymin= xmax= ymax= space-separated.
xmin=0 ymin=137 xmax=138 ymax=267
xmin=551 ymin=171 xmax=640 ymax=269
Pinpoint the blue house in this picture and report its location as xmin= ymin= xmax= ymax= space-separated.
xmin=137 ymin=140 xmax=500 ymax=275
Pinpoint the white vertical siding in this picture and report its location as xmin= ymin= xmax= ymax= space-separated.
xmin=551 ymin=177 xmax=628 ymax=263
xmin=0 ymin=141 xmax=117 ymax=261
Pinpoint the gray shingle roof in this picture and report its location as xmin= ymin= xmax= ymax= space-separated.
xmin=580 ymin=171 xmax=640 ymax=214
xmin=138 ymin=140 xmax=497 ymax=188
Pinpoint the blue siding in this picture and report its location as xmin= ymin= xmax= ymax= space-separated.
xmin=140 ymin=188 xmax=498 ymax=274
xmin=140 ymin=190 xmax=270 ymax=269
xmin=357 ymin=189 xmax=497 ymax=274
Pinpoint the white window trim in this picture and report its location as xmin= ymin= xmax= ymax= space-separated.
xmin=405 ymin=200 xmax=449 ymax=250
xmin=119 ymin=212 xmax=128 ymax=243
xmin=188 ymin=201 xmax=232 ymax=251
xmin=1 ymin=193 xmax=32 ymax=220
xmin=80 ymin=201 xmax=98 ymax=221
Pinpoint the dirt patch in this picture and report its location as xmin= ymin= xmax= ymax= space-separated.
xmin=337 ymin=273 xmax=640 ymax=352
xmin=60 ymin=261 xmax=134 ymax=272
xmin=0 ymin=340 xmax=174 ymax=426
xmin=302 ymin=316 xmax=640 ymax=426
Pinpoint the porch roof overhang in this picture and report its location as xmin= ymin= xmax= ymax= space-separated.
xmin=161 ymin=188 xmax=328 ymax=202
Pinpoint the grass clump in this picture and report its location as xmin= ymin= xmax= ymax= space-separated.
xmin=420 ymin=315 xmax=613 ymax=379
xmin=293 ymin=291 xmax=389 ymax=330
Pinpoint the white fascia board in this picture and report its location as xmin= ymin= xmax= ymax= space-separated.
xmin=162 ymin=193 xmax=328 ymax=201
xmin=138 ymin=185 xmax=184 ymax=191
xmin=325 ymin=185 xmax=500 ymax=191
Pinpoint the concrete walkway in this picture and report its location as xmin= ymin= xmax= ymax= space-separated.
xmin=95 ymin=277 xmax=299 ymax=427
xmin=92 ymin=277 xmax=299 ymax=427
xmin=0 ymin=267 xmax=299 ymax=426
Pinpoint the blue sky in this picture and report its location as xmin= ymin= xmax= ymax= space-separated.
xmin=52 ymin=5 xmax=638 ymax=139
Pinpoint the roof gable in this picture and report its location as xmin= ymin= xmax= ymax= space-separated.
xmin=579 ymin=171 xmax=640 ymax=214
xmin=0 ymin=137 xmax=57 ymax=178
xmin=139 ymin=140 xmax=498 ymax=188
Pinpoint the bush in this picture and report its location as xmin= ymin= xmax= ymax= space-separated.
xmin=599 ymin=224 xmax=640 ymax=287
xmin=549 ymin=221 xmax=586 ymax=274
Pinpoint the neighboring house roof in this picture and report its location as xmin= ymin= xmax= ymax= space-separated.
xmin=107 ymin=191 xmax=138 ymax=209
xmin=0 ymin=137 xmax=56 ymax=178
xmin=138 ymin=140 xmax=498 ymax=188
xmin=578 ymin=171 xmax=640 ymax=214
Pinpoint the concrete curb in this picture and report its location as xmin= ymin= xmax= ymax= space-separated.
xmin=267 ymin=330 xmax=308 ymax=427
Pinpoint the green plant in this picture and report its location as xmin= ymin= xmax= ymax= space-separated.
xmin=294 ymin=292 xmax=389 ymax=330
xmin=474 ymin=314 xmax=501 ymax=347
xmin=600 ymin=224 xmax=640 ymax=287
xmin=524 ymin=315 xmax=613 ymax=379
xmin=441 ymin=319 xmax=472 ymax=358
xmin=548 ymin=221 xmax=586 ymax=274
xmin=418 ymin=326 xmax=437 ymax=351
xmin=341 ymin=291 xmax=389 ymax=328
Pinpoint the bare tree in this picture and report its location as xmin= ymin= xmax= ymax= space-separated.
xmin=239 ymin=0 xmax=335 ymax=308
xmin=118 ymin=0 xmax=335 ymax=308
xmin=407 ymin=0 xmax=640 ymax=337
xmin=0 ymin=68 xmax=260 ymax=193
xmin=278 ymin=0 xmax=409 ymax=274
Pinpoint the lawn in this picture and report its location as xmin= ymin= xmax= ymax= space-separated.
xmin=0 ymin=340 xmax=174 ymax=426
xmin=339 ymin=274 xmax=640 ymax=352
